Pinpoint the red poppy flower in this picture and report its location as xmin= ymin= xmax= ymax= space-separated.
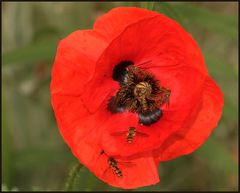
xmin=50 ymin=7 xmax=224 ymax=189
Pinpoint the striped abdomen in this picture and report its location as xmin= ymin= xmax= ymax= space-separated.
xmin=108 ymin=157 xmax=123 ymax=177
xmin=126 ymin=127 xmax=136 ymax=144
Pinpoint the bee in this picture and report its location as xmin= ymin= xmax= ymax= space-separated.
xmin=112 ymin=61 xmax=134 ymax=84
xmin=108 ymin=63 xmax=171 ymax=126
xmin=107 ymin=96 xmax=126 ymax=113
xmin=126 ymin=65 xmax=144 ymax=77
xmin=111 ymin=127 xmax=148 ymax=144
xmin=133 ymin=81 xmax=152 ymax=112
xmin=138 ymin=108 xmax=163 ymax=126
xmin=136 ymin=86 xmax=170 ymax=125
xmin=108 ymin=157 xmax=123 ymax=177
xmin=127 ymin=66 xmax=171 ymax=110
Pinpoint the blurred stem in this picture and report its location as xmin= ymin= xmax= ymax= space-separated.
xmin=2 ymin=85 xmax=13 ymax=188
xmin=64 ymin=163 xmax=83 ymax=191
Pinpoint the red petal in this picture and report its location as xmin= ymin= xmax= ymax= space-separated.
xmin=148 ymin=66 xmax=206 ymax=111
xmin=50 ymin=30 xmax=106 ymax=142
xmin=94 ymin=7 xmax=158 ymax=42
xmin=50 ymin=30 xmax=108 ymax=97
xmin=50 ymin=30 xmax=111 ymax=166
xmin=95 ymin=151 xmax=159 ymax=189
xmin=153 ymin=76 xmax=224 ymax=161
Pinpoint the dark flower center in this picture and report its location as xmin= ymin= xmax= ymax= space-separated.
xmin=108 ymin=62 xmax=171 ymax=126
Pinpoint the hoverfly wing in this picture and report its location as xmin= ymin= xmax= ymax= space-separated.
xmin=110 ymin=131 xmax=126 ymax=136
xmin=117 ymin=160 xmax=136 ymax=168
xmin=135 ymin=131 xmax=149 ymax=138
xmin=102 ymin=165 xmax=117 ymax=179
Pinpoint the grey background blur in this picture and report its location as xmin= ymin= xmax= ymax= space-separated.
xmin=2 ymin=2 xmax=238 ymax=191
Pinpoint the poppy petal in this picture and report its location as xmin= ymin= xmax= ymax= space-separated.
xmin=52 ymin=98 xmax=159 ymax=189
xmin=94 ymin=7 xmax=159 ymax=42
xmin=95 ymin=151 xmax=159 ymax=189
xmin=50 ymin=30 xmax=108 ymax=97
xmin=153 ymin=76 xmax=224 ymax=161
xmin=147 ymin=66 xmax=206 ymax=111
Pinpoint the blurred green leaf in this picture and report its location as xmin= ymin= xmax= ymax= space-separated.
xmin=14 ymin=147 xmax=74 ymax=169
xmin=2 ymin=38 xmax=58 ymax=66
xmin=205 ymin=56 xmax=238 ymax=80
xmin=195 ymin=137 xmax=237 ymax=175
xmin=2 ymin=88 xmax=13 ymax=188
xmin=141 ymin=2 xmax=155 ymax=10
xmin=222 ymin=95 xmax=238 ymax=123
xmin=2 ymin=184 xmax=18 ymax=191
xmin=154 ymin=3 xmax=237 ymax=39
xmin=153 ymin=2 xmax=188 ymax=29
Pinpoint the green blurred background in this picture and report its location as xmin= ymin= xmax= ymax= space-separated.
xmin=2 ymin=2 xmax=238 ymax=191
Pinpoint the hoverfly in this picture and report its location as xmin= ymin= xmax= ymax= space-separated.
xmin=99 ymin=150 xmax=123 ymax=178
xmin=106 ymin=156 xmax=136 ymax=178
xmin=107 ymin=157 xmax=123 ymax=177
xmin=111 ymin=127 xmax=148 ymax=144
